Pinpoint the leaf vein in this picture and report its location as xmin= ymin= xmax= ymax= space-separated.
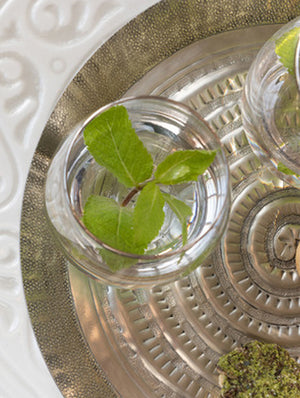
xmin=107 ymin=121 xmax=136 ymax=186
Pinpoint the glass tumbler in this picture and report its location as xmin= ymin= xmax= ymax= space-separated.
xmin=242 ymin=18 xmax=300 ymax=274
xmin=45 ymin=96 xmax=231 ymax=288
xmin=242 ymin=17 xmax=300 ymax=187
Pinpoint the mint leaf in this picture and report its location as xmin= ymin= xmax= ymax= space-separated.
xmin=154 ymin=149 xmax=216 ymax=185
xmin=133 ymin=182 xmax=165 ymax=249
xmin=162 ymin=192 xmax=192 ymax=246
xmin=83 ymin=195 xmax=140 ymax=254
xmin=81 ymin=107 xmax=217 ymax=272
xmin=83 ymin=195 xmax=145 ymax=271
xmin=275 ymin=26 xmax=300 ymax=76
xmin=278 ymin=161 xmax=300 ymax=177
xmin=84 ymin=105 xmax=153 ymax=187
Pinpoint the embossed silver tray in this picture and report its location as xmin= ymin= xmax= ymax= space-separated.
xmin=20 ymin=1 xmax=300 ymax=397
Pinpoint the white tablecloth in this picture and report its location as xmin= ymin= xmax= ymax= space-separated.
xmin=0 ymin=1 xmax=158 ymax=396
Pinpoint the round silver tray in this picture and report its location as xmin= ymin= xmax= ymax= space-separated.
xmin=20 ymin=1 xmax=300 ymax=397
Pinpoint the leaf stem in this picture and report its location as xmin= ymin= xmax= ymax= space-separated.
xmin=121 ymin=187 xmax=141 ymax=207
xmin=121 ymin=178 xmax=155 ymax=207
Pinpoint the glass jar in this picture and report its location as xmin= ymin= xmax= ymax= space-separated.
xmin=242 ymin=17 xmax=300 ymax=187
xmin=45 ymin=96 xmax=230 ymax=288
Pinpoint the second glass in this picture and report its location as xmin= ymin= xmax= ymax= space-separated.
xmin=242 ymin=17 xmax=300 ymax=187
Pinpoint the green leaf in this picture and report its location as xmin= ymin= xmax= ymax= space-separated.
xmin=162 ymin=192 xmax=192 ymax=246
xmin=275 ymin=26 xmax=300 ymax=76
xmin=84 ymin=105 xmax=153 ymax=187
xmin=83 ymin=195 xmax=145 ymax=271
xmin=133 ymin=182 xmax=165 ymax=249
xmin=154 ymin=149 xmax=216 ymax=185
xmin=277 ymin=161 xmax=300 ymax=177
xmin=83 ymin=195 xmax=136 ymax=252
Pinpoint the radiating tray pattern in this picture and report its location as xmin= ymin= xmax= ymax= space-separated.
xmin=21 ymin=1 xmax=300 ymax=397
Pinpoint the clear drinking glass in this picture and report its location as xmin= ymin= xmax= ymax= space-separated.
xmin=45 ymin=96 xmax=230 ymax=288
xmin=241 ymin=18 xmax=300 ymax=272
xmin=242 ymin=17 xmax=300 ymax=187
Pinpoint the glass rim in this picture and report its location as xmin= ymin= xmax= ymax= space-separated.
xmin=63 ymin=95 xmax=231 ymax=261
